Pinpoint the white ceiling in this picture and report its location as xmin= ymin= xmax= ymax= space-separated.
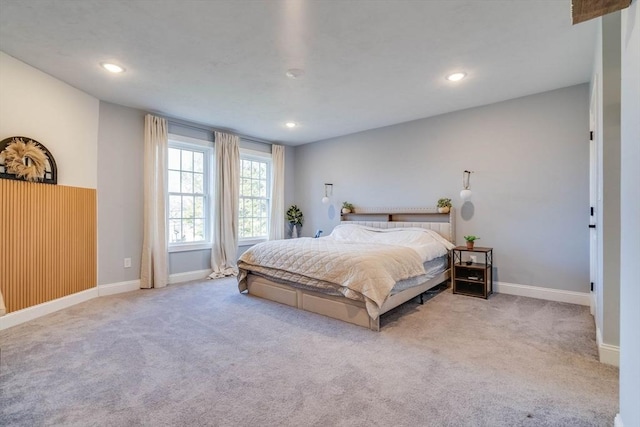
xmin=0 ymin=0 xmax=597 ymax=145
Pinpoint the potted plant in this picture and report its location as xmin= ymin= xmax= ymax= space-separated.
xmin=286 ymin=205 xmax=304 ymax=238
xmin=341 ymin=202 xmax=354 ymax=214
xmin=464 ymin=235 xmax=480 ymax=250
xmin=437 ymin=198 xmax=452 ymax=214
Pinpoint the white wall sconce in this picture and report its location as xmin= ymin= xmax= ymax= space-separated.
xmin=322 ymin=183 xmax=333 ymax=204
xmin=460 ymin=170 xmax=473 ymax=201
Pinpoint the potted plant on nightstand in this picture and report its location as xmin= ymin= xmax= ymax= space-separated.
xmin=437 ymin=198 xmax=452 ymax=214
xmin=464 ymin=235 xmax=480 ymax=250
xmin=286 ymin=205 xmax=304 ymax=238
xmin=341 ymin=202 xmax=354 ymax=214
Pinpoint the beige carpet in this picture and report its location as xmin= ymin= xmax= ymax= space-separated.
xmin=0 ymin=278 xmax=618 ymax=426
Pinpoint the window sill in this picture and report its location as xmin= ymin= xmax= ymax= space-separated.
xmin=239 ymin=238 xmax=268 ymax=247
xmin=168 ymin=243 xmax=211 ymax=253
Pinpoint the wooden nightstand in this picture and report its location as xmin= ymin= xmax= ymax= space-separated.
xmin=451 ymin=246 xmax=493 ymax=299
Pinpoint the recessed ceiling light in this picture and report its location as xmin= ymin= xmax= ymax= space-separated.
xmin=101 ymin=62 xmax=125 ymax=73
xmin=446 ymin=72 xmax=466 ymax=82
xmin=285 ymin=68 xmax=305 ymax=79
xmin=285 ymin=122 xmax=297 ymax=128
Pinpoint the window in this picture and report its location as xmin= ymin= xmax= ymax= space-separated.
xmin=239 ymin=150 xmax=271 ymax=243
xmin=168 ymin=135 xmax=212 ymax=251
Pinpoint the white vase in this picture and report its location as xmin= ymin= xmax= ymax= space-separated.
xmin=292 ymin=225 xmax=298 ymax=238
xmin=342 ymin=208 xmax=351 ymax=214
xmin=438 ymin=207 xmax=450 ymax=213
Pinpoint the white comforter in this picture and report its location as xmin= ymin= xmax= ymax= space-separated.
xmin=238 ymin=225 xmax=454 ymax=319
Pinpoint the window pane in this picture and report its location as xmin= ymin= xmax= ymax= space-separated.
xmin=259 ymin=162 xmax=266 ymax=180
xmin=194 ymin=219 xmax=204 ymax=241
xmin=193 ymin=152 xmax=204 ymax=173
xmin=182 ymin=196 xmax=194 ymax=218
xmin=181 ymin=150 xmax=193 ymax=171
xmin=242 ymin=218 xmax=248 ymax=238
xmin=251 ymin=179 xmax=260 ymax=197
xmin=193 ymin=173 xmax=204 ymax=194
xmin=181 ymin=172 xmax=193 ymax=193
xmin=169 ymin=195 xmax=182 ymax=219
xmin=168 ymin=170 xmax=181 ymax=193
xmin=259 ymin=180 xmax=266 ymax=198
xmin=168 ymin=148 xmax=181 ymax=170
xmin=194 ymin=196 xmax=204 ymax=219
xmin=242 ymin=160 xmax=251 ymax=178
xmin=170 ymin=219 xmax=182 ymax=243
xmin=183 ymin=218 xmax=194 ymax=242
xmin=251 ymin=162 xmax=260 ymax=179
xmin=241 ymin=178 xmax=251 ymax=196
xmin=259 ymin=218 xmax=268 ymax=236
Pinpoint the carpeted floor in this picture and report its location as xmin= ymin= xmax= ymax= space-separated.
xmin=0 ymin=278 xmax=618 ymax=426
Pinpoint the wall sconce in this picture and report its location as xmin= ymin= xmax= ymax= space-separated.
xmin=322 ymin=183 xmax=333 ymax=204
xmin=460 ymin=170 xmax=473 ymax=201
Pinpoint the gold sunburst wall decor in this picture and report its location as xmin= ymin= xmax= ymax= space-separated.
xmin=0 ymin=136 xmax=57 ymax=184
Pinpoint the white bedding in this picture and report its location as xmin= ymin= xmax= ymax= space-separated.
xmin=238 ymin=224 xmax=454 ymax=319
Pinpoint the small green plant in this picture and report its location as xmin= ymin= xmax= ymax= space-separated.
xmin=464 ymin=235 xmax=480 ymax=242
xmin=286 ymin=205 xmax=304 ymax=226
xmin=342 ymin=201 xmax=354 ymax=211
xmin=437 ymin=198 xmax=452 ymax=208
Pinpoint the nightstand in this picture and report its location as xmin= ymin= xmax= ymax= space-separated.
xmin=451 ymin=246 xmax=493 ymax=299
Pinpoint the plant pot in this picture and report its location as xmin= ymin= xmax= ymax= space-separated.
xmin=466 ymin=241 xmax=474 ymax=250
xmin=341 ymin=208 xmax=351 ymax=214
xmin=438 ymin=207 xmax=450 ymax=214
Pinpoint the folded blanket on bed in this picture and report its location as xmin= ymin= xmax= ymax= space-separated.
xmin=238 ymin=238 xmax=427 ymax=319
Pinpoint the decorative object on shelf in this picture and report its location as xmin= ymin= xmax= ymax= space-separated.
xmin=321 ymin=183 xmax=333 ymax=204
xmin=437 ymin=197 xmax=452 ymax=213
xmin=341 ymin=201 xmax=354 ymax=214
xmin=460 ymin=170 xmax=473 ymax=201
xmin=464 ymin=235 xmax=480 ymax=249
xmin=286 ymin=204 xmax=304 ymax=238
xmin=0 ymin=136 xmax=58 ymax=184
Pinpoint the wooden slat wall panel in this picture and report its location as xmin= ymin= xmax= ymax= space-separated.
xmin=0 ymin=180 xmax=96 ymax=313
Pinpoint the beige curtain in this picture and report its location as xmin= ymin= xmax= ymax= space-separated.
xmin=140 ymin=114 xmax=169 ymax=289
xmin=209 ymin=131 xmax=240 ymax=278
xmin=269 ymin=144 xmax=285 ymax=240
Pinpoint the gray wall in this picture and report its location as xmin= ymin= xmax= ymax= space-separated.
xmin=294 ymin=84 xmax=590 ymax=293
xmin=619 ymin=1 xmax=640 ymax=425
xmin=97 ymin=101 xmax=145 ymax=285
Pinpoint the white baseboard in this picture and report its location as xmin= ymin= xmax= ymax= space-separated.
xmin=0 ymin=270 xmax=212 ymax=331
xmin=169 ymin=269 xmax=213 ymax=284
xmin=614 ymin=414 xmax=623 ymax=427
xmin=596 ymin=327 xmax=620 ymax=366
xmin=0 ymin=288 xmax=98 ymax=331
xmin=98 ymin=279 xmax=140 ymax=296
xmin=495 ymin=281 xmax=591 ymax=306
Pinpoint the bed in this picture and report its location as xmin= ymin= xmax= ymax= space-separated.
xmin=238 ymin=207 xmax=455 ymax=331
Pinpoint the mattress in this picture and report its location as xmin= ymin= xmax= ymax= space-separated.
xmin=246 ymin=254 xmax=449 ymax=299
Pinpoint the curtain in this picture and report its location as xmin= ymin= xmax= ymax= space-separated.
xmin=269 ymin=145 xmax=285 ymax=240
xmin=209 ymin=131 xmax=240 ymax=278
xmin=140 ymin=114 xmax=169 ymax=289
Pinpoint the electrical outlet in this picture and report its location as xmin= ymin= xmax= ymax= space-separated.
xmin=124 ymin=258 xmax=132 ymax=268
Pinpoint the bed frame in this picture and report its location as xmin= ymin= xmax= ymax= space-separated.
xmin=245 ymin=207 xmax=456 ymax=331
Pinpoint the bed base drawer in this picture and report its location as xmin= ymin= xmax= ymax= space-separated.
xmin=247 ymin=278 xmax=298 ymax=307
xmin=302 ymin=294 xmax=371 ymax=328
